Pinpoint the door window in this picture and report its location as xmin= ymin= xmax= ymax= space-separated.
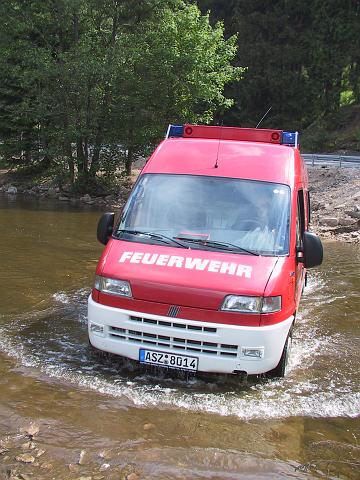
xmin=296 ymin=190 xmax=305 ymax=249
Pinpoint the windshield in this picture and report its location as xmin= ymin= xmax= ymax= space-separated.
xmin=117 ymin=174 xmax=290 ymax=255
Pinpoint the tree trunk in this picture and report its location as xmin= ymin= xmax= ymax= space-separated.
xmin=84 ymin=138 xmax=89 ymax=170
xmin=125 ymin=147 xmax=133 ymax=176
xmin=65 ymin=147 xmax=75 ymax=184
xmin=89 ymin=133 xmax=103 ymax=176
xmin=76 ymin=139 xmax=87 ymax=173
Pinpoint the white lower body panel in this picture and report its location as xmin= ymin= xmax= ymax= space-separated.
xmin=88 ymin=296 xmax=294 ymax=375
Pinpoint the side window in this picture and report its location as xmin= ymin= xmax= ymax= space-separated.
xmin=296 ymin=190 xmax=305 ymax=248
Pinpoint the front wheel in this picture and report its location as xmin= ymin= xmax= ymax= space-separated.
xmin=266 ymin=327 xmax=293 ymax=378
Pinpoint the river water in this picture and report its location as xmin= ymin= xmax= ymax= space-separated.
xmin=0 ymin=193 xmax=359 ymax=479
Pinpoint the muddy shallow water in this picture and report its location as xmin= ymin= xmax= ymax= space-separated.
xmin=0 ymin=193 xmax=359 ymax=479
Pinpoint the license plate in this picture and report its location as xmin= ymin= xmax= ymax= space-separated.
xmin=139 ymin=348 xmax=198 ymax=371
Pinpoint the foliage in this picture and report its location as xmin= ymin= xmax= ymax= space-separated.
xmin=197 ymin=0 xmax=360 ymax=132
xmin=0 ymin=0 xmax=240 ymax=188
xmin=301 ymin=104 xmax=360 ymax=153
xmin=1 ymin=0 xmax=358 ymax=182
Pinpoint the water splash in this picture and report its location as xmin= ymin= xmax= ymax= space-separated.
xmin=1 ymin=276 xmax=359 ymax=420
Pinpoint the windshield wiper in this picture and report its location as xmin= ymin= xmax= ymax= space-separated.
xmin=117 ymin=229 xmax=188 ymax=249
xmin=174 ymin=237 xmax=259 ymax=256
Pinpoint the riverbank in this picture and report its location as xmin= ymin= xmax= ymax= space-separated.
xmin=0 ymin=168 xmax=133 ymax=210
xmin=308 ymin=166 xmax=360 ymax=243
xmin=1 ymin=166 xmax=360 ymax=243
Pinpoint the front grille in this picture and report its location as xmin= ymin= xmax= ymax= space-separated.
xmin=129 ymin=315 xmax=217 ymax=333
xmin=109 ymin=324 xmax=238 ymax=357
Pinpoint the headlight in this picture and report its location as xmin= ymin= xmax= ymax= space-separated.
xmin=94 ymin=275 xmax=132 ymax=297
xmin=221 ymin=295 xmax=281 ymax=313
xmin=261 ymin=296 xmax=282 ymax=313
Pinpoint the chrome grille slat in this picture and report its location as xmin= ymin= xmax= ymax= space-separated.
xmin=129 ymin=315 xmax=218 ymax=334
xmin=108 ymin=324 xmax=238 ymax=357
xmin=109 ymin=334 xmax=126 ymax=340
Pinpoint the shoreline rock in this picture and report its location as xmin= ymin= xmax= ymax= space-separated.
xmin=308 ymin=166 xmax=360 ymax=244
xmin=0 ymin=182 xmax=129 ymax=210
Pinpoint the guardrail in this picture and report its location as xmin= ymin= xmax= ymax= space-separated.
xmin=302 ymin=153 xmax=360 ymax=167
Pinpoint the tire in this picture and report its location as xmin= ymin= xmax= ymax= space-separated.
xmin=266 ymin=327 xmax=293 ymax=378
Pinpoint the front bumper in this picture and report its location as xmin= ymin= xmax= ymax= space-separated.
xmin=88 ymin=296 xmax=293 ymax=375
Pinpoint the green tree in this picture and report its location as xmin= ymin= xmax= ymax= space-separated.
xmin=307 ymin=0 xmax=358 ymax=115
xmin=198 ymin=0 xmax=316 ymax=129
xmin=113 ymin=4 xmax=241 ymax=173
xmin=197 ymin=0 xmax=360 ymax=129
xmin=0 ymin=0 xmax=241 ymax=187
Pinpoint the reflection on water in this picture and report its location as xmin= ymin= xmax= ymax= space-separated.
xmin=0 ymin=193 xmax=359 ymax=479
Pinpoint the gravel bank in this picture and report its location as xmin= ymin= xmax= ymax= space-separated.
xmin=308 ymin=166 xmax=360 ymax=244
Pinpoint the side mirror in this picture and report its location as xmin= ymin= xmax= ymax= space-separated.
xmin=302 ymin=231 xmax=323 ymax=268
xmin=97 ymin=212 xmax=114 ymax=245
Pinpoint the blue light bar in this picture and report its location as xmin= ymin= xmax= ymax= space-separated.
xmin=166 ymin=124 xmax=184 ymax=138
xmin=281 ymin=131 xmax=299 ymax=147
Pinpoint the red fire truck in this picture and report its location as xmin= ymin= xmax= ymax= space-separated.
xmin=88 ymin=124 xmax=323 ymax=377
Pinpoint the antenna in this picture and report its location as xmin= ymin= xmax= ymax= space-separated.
xmin=214 ymin=122 xmax=223 ymax=168
xmin=256 ymin=106 xmax=272 ymax=128
xmin=165 ymin=124 xmax=171 ymax=138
